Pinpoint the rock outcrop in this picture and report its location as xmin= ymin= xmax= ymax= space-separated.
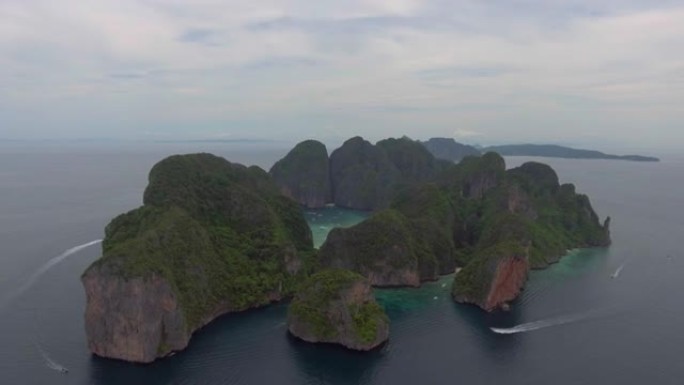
xmin=269 ymin=140 xmax=332 ymax=208
xmin=376 ymin=137 xmax=443 ymax=184
xmin=318 ymin=210 xmax=423 ymax=287
xmin=288 ymin=269 xmax=389 ymax=351
xmin=329 ymin=137 xmax=400 ymax=210
xmin=83 ymin=270 xmax=188 ymax=362
xmin=449 ymin=157 xmax=610 ymax=309
xmin=82 ymin=154 xmax=313 ymax=363
xmin=421 ymin=137 xmax=481 ymax=163
xmin=459 ymin=152 xmax=506 ymax=199
xmin=270 ymin=136 xmax=447 ymax=211
xmin=317 ymin=183 xmax=461 ymax=286
xmin=451 ymin=243 xmax=530 ymax=311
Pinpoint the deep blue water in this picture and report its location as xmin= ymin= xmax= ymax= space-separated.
xmin=0 ymin=142 xmax=682 ymax=385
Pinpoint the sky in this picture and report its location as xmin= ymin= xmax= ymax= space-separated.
xmin=1 ymin=0 xmax=683 ymax=150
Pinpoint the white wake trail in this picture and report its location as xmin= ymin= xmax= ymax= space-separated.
xmin=611 ymin=264 xmax=625 ymax=279
xmin=0 ymin=239 xmax=102 ymax=309
xmin=36 ymin=344 xmax=68 ymax=374
xmin=491 ymin=310 xmax=604 ymax=335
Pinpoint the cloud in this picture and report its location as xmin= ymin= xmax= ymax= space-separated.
xmin=178 ymin=28 xmax=216 ymax=44
xmin=0 ymin=0 xmax=682 ymax=149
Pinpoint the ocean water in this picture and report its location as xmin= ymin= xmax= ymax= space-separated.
xmin=304 ymin=207 xmax=369 ymax=248
xmin=0 ymin=142 xmax=682 ymax=385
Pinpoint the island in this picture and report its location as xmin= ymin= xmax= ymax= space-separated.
xmin=420 ymin=138 xmax=660 ymax=163
xmin=82 ymin=153 xmax=314 ymax=363
xmin=288 ymin=269 xmax=389 ymax=351
xmin=421 ymin=137 xmax=481 ymax=163
xmin=271 ymin=136 xmax=447 ymax=211
xmin=483 ymin=144 xmax=660 ymax=162
xmin=82 ymin=136 xmax=611 ymax=363
xmin=314 ymin=150 xmax=611 ymax=311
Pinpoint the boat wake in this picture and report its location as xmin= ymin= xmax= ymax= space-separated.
xmin=0 ymin=240 xmax=102 ymax=309
xmin=37 ymin=344 xmax=68 ymax=374
xmin=490 ymin=311 xmax=602 ymax=335
xmin=611 ymin=264 xmax=625 ymax=279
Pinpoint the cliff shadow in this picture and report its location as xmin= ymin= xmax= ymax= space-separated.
xmin=286 ymin=333 xmax=387 ymax=385
xmin=87 ymin=354 xmax=182 ymax=385
xmin=87 ymin=303 xmax=292 ymax=385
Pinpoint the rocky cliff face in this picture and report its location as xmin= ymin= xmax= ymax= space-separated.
xmin=449 ymin=160 xmax=610 ymax=309
xmin=329 ymin=137 xmax=400 ymax=210
xmin=483 ymin=255 xmax=529 ymax=311
xmin=288 ymin=269 xmax=389 ymax=351
xmin=460 ymin=152 xmax=506 ymax=199
xmin=83 ymin=269 xmax=188 ymax=363
xmin=269 ymin=136 xmax=447 ymax=211
xmin=269 ymin=140 xmax=332 ymax=208
xmin=451 ymin=244 xmax=529 ymax=311
xmin=376 ymin=137 xmax=443 ymax=184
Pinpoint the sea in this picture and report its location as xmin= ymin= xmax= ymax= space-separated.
xmin=0 ymin=141 xmax=682 ymax=385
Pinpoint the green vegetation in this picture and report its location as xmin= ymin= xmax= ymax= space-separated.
xmin=318 ymin=146 xmax=610 ymax=308
xmin=451 ymin=241 xmax=527 ymax=301
xmin=376 ymin=136 xmax=444 ymax=184
xmin=329 ymin=136 xmax=400 ymax=210
xmin=87 ymin=153 xmax=314 ymax=331
xmin=450 ymin=157 xmax=610 ymax=300
xmin=288 ymin=269 xmax=388 ymax=345
xmin=269 ymin=140 xmax=332 ymax=208
xmin=88 ymin=138 xmax=611 ymax=349
xmin=350 ymin=302 xmax=387 ymax=345
xmin=319 ymin=209 xmax=427 ymax=280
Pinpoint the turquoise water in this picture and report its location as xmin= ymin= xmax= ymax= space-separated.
xmin=1 ymin=143 xmax=683 ymax=385
xmin=303 ymin=207 xmax=369 ymax=248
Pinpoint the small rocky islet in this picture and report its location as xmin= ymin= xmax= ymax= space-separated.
xmin=81 ymin=136 xmax=611 ymax=363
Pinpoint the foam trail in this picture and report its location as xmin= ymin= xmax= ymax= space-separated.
xmin=491 ymin=311 xmax=599 ymax=335
xmin=36 ymin=344 xmax=68 ymax=373
xmin=0 ymin=240 xmax=102 ymax=308
xmin=611 ymin=264 xmax=625 ymax=279
xmin=271 ymin=321 xmax=287 ymax=331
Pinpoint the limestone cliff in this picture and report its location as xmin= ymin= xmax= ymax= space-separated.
xmin=329 ymin=137 xmax=400 ymax=210
xmin=451 ymin=243 xmax=529 ymax=311
xmin=450 ymin=160 xmax=610 ymax=310
xmin=269 ymin=140 xmax=332 ymax=208
xmin=288 ymin=269 xmax=389 ymax=351
xmin=459 ymin=152 xmax=506 ymax=199
xmin=269 ymin=136 xmax=447 ymax=211
xmin=376 ymin=137 xmax=443 ymax=184
xmin=318 ymin=210 xmax=426 ymax=287
xmin=82 ymin=154 xmax=313 ymax=363
xmin=83 ymin=269 xmax=188 ymax=362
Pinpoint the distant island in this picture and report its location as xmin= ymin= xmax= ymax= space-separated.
xmin=421 ymin=138 xmax=481 ymax=163
xmin=82 ymin=136 xmax=611 ymax=363
xmin=483 ymin=144 xmax=660 ymax=162
xmin=420 ymin=138 xmax=660 ymax=162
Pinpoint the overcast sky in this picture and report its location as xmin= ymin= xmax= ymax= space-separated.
xmin=1 ymin=0 xmax=682 ymax=149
